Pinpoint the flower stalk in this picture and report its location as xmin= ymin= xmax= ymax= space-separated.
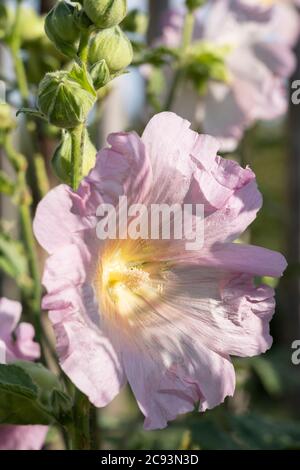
xmin=165 ymin=10 xmax=195 ymax=111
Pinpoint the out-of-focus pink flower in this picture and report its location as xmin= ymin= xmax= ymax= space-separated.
xmin=161 ymin=0 xmax=300 ymax=151
xmin=0 ymin=298 xmax=48 ymax=450
xmin=34 ymin=112 xmax=287 ymax=430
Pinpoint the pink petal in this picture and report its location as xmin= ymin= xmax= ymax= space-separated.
xmin=142 ymin=112 xmax=202 ymax=204
xmin=53 ymin=314 xmax=126 ymax=407
xmin=12 ymin=323 xmax=41 ymax=361
xmin=74 ymin=131 xmax=153 ymax=215
xmin=161 ymin=267 xmax=275 ymax=358
xmin=0 ymin=425 xmax=48 ymax=450
xmin=123 ymin=341 xmax=235 ymax=430
xmin=33 ymin=185 xmax=90 ymax=254
xmin=0 ymin=298 xmax=22 ymax=340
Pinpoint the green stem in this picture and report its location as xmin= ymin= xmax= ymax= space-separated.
xmin=3 ymin=135 xmax=42 ymax=344
xmin=34 ymin=154 xmax=50 ymax=199
xmin=181 ymin=10 xmax=195 ymax=52
xmin=69 ymin=390 xmax=91 ymax=450
xmin=19 ymin=204 xmax=42 ymax=322
xmin=90 ymin=407 xmax=101 ymax=450
xmin=78 ymin=30 xmax=90 ymax=64
xmin=10 ymin=0 xmax=30 ymax=104
xmin=70 ymin=124 xmax=85 ymax=191
xmin=164 ymin=10 xmax=195 ymax=111
xmin=9 ymin=0 xmax=50 ymax=201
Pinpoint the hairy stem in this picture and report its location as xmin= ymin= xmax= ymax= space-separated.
xmin=78 ymin=30 xmax=90 ymax=65
xmin=70 ymin=124 xmax=85 ymax=191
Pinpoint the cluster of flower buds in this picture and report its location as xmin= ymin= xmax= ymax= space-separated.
xmin=37 ymin=1 xmax=133 ymax=184
xmin=44 ymin=1 xmax=133 ymax=81
xmin=41 ymin=0 xmax=133 ymax=117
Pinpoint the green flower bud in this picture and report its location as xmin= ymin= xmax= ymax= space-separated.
xmin=45 ymin=1 xmax=81 ymax=58
xmin=0 ymin=104 xmax=16 ymax=132
xmin=52 ymin=129 xmax=96 ymax=184
xmin=89 ymin=26 xmax=133 ymax=73
xmin=83 ymin=0 xmax=127 ymax=29
xmin=38 ymin=70 xmax=96 ymax=129
xmin=90 ymin=59 xmax=111 ymax=90
xmin=13 ymin=361 xmax=62 ymax=406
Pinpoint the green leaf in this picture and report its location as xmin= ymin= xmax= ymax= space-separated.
xmin=251 ymin=357 xmax=282 ymax=396
xmin=0 ymin=363 xmax=73 ymax=426
xmin=69 ymin=63 xmax=96 ymax=97
xmin=16 ymin=107 xmax=47 ymax=121
xmin=0 ymin=364 xmax=52 ymax=425
xmin=229 ymin=414 xmax=300 ymax=450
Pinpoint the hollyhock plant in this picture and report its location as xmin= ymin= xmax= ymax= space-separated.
xmin=161 ymin=0 xmax=299 ymax=150
xmin=34 ymin=112 xmax=286 ymax=430
xmin=0 ymin=298 xmax=48 ymax=450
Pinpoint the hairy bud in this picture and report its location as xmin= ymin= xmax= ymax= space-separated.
xmin=38 ymin=70 xmax=96 ymax=129
xmin=83 ymin=0 xmax=127 ymax=29
xmin=52 ymin=129 xmax=96 ymax=184
xmin=45 ymin=1 xmax=81 ymax=58
xmin=89 ymin=26 xmax=133 ymax=73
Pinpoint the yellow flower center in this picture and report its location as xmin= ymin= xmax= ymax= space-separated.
xmin=94 ymin=241 xmax=165 ymax=320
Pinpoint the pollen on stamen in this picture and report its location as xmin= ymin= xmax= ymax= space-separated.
xmin=94 ymin=247 xmax=164 ymax=319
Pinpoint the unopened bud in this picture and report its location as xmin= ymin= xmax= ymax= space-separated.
xmin=90 ymin=59 xmax=111 ymax=89
xmin=83 ymin=0 xmax=127 ymax=29
xmin=89 ymin=26 xmax=133 ymax=73
xmin=38 ymin=71 xmax=96 ymax=129
xmin=45 ymin=1 xmax=80 ymax=58
xmin=52 ymin=129 xmax=96 ymax=184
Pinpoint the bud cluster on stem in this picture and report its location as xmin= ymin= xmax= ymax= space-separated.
xmin=37 ymin=0 xmax=132 ymax=191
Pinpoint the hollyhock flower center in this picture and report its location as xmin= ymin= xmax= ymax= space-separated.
xmin=94 ymin=242 xmax=165 ymax=318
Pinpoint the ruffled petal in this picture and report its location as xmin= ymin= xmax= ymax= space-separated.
xmin=123 ymin=341 xmax=235 ymax=430
xmin=142 ymin=112 xmax=202 ymax=204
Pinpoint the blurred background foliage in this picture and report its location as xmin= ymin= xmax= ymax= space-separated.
xmin=0 ymin=0 xmax=299 ymax=450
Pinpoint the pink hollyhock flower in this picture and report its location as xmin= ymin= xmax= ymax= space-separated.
xmin=34 ymin=112 xmax=286 ymax=430
xmin=161 ymin=0 xmax=299 ymax=150
xmin=0 ymin=298 xmax=48 ymax=450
